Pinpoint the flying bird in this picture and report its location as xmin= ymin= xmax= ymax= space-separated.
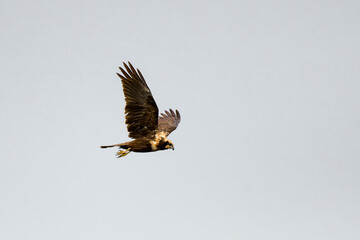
xmin=101 ymin=62 xmax=181 ymax=158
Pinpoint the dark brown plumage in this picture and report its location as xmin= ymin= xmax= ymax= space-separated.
xmin=101 ymin=62 xmax=181 ymax=158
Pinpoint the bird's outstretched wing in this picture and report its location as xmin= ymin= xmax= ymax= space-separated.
xmin=157 ymin=109 xmax=181 ymax=136
xmin=117 ymin=62 xmax=159 ymax=139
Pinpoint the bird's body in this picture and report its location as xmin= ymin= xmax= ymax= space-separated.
xmin=101 ymin=62 xmax=181 ymax=158
xmin=101 ymin=132 xmax=173 ymax=152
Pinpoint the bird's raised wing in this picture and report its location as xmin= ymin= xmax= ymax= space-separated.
xmin=117 ymin=62 xmax=159 ymax=139
xmin=157 ymin=109 xmax=181 ymax=136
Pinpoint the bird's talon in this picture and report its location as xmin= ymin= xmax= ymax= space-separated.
xmin=116 ymin=148 xmax=131 ymax=158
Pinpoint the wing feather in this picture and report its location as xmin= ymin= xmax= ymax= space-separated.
xmin=117 ymin=62 xmax=159 ymax=139
xmin=157 ymin=109 xmax=181 ymax=136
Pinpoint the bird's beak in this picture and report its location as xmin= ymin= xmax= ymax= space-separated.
xmin=171 ymin=146 xmax=175 ymax=151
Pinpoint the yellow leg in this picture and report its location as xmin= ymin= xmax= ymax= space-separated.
xmin=116 ymin=148 xmax=131 ymax=158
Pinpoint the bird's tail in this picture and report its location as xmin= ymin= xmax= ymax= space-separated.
xmin=100 ymin=143 xmax=128 ymax=149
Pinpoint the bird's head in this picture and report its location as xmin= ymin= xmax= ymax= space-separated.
xmin=165 ymin=140 xmax=175 ymax=151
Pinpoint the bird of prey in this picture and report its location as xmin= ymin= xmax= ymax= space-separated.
xmin=100 ymin=62 xmax=181 ymax=158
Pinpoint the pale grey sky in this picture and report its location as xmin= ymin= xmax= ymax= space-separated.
xmin=0 ymin=0 xmax=359 ymax=239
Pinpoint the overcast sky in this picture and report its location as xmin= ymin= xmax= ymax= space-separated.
xmin=1 ymin=0 xmax=359 ymax=239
